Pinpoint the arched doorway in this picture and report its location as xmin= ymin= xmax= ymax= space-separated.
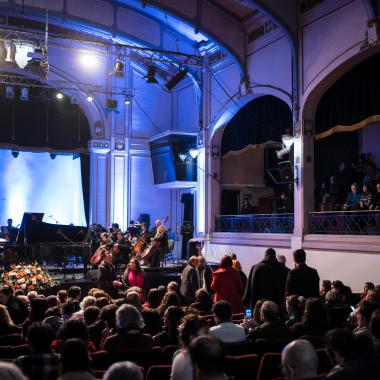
xmin=219 ymin=95 xmax=292 ymax=216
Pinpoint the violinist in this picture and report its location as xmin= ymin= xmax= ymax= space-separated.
xmin=148 ymin=224 xmax=168 ymax=267
xmin=110 ymin=223 xmax=121 ymax=242
xmin=112 ymin=231 xmax=131 ymax=267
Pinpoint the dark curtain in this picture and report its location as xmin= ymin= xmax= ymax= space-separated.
xmin=221 ymin=95 xmax=292 ymax=155
xmin=80 ymin=154 xmax=90 ymax=225
xmin=181 ymin=193 xmax=194 ymax=223
xmin=315 ymin=52 xmax=380 ymax=134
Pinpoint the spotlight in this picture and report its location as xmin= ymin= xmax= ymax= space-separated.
xmin=50 ymin=153 xmax=56 ymax=159
xmin=124 ymin=96 xmax=131 ymax=105
xmin=79 ymin=53 xmax=97 ymax=68
xmin=111 ymin=60 xmax=124 ymax=78
xmin=20 ymin=87 xmax=29 ymax=101
xmin=165 ymin=69 xmax=188 ymax=91
xmin=179 ymin=153 xmax=187 ymax=162
xmin=4 ymin=41 xmax=19 ymax=68
xmin=5 ymin=85 xmax=14 ymax=99
xmin=144 ymin=64 xmax=158 ymax=83
xmin=11 ymin=149 xmax=19 ymax=158
xmin=87 ymin=95 xmax=93 ymax=102
xmin=189 ymin=147 xmax=199 ymax=159
xmin=56 ymin=92 xmax=64 ymax=100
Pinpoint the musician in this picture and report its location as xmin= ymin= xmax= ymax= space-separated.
xmin=126 ymin=220 xmax=139 ymax=239
xmin=97 ymin=253 xmax=120 ymax=298
xmin=110 ymin=223 xmax=121 ymax=242
xmin=148 ymin=224 xmax=168 ymax=267
xmin=149 ymin=219 xmax=162 ymax=238
xmin=112 ymin=231 xmax=131 ymax=266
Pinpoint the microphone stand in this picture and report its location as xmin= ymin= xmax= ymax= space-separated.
xmin=57 ymin=230 xmax=77 ymax=280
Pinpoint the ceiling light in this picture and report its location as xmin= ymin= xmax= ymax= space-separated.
xmin=4 ymin=41 xmax=19 ymax=68
xmin=79 ymin=53 xmax=97 ymax=68
xmin=87 ymin=95 xmax=93 ymax=102
xmin=20 ymin=87 xmax=29 ymax=101
xmin=144 ymin=64 xmax=158 ymax=83
xmin=56 ymin=92 xmax=64 ymax=100
xmin=124 ymin=96 xmax=131 ymax=105
xmin=189 ymin=148 xmax=199 ymax=159
xmin=165 ymin=69 xmax=188 ymax=91
xmin=282 ymin=133 xmax=295 ymax=150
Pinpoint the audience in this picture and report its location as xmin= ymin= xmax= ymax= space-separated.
xmin=103 ymin=361 xmax=143 ymax=380
xmin=0 ymin=285 xmax=28 ymax=325
xmin=285 ymin=295 xmax=303 ymax=328
xmin=353 ymin=300 xmax=379 ymax=336
xmin=153 ymin=305 xmax=184 ymax=347
xmin=281 ymin=339 xmax=319 ymax=380
xmin=0 ymin=362 xmax=26 ymax=380
xmin=189 ymin=289 xmax=213 ymax=314
xmin=209 ymin=300 xmax=246 ymax=343
xmin=343 ymin=182 xmax=361 ymax=210
xmin=0 ymin=303 xmax=21 ymax=336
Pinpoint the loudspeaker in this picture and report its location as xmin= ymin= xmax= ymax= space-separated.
xmin=84 ymin=269 xmax=98 ymax=282
xmin=278 ymin=161 xmax=293 ymax=182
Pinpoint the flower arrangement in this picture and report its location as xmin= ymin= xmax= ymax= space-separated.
xmin=0 ymin=263 xmax=57 ymax=292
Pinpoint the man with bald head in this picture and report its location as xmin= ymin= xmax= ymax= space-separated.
xmin=281 ymin=339 xmax=320 ymax=380
xmin=180 ymin=256 xmax=199 ymax=305
xmin=196 ymin=256 xmax=213 ymax=292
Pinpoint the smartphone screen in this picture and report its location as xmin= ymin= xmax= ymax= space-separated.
xmin=245 ymin=308 xmax=252 ymax=321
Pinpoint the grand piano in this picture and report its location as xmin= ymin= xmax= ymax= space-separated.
xmin=1 ymin=213 xmax=91 ymax=270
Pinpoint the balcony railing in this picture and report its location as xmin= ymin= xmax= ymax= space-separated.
xmin=309 ymin=210 xmax=380 ymax=235
xmin=215 ymin=213 xmax=294 ymax=233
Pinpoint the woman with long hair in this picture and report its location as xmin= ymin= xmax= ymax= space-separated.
xmin=123 ymin=258 xmax=144 ymax=289
xmin=156 ymin=291 xmax=181 ymax=317
xmin=0 ymin=304 xmax=21 ymax=336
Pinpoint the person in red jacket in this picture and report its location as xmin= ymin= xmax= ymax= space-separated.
xmin=211 ymin=255 xmax=244 ymax=313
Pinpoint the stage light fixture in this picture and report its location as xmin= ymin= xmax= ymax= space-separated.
xmin=124 ymin=96 xmax=131 ymax=105
xmin=179 ymin=153 xmax=187 ymax=162
xmin=189 ymin=147 xmax=199 ymax=159
xmin=20 ymin=87 xmax=29 ymax=101
xmin=87 ymin=95 xmax=93 ymax=102
xmin=56 ymin=92 xmax=64 ymax=100
xmin=80 ymin=53 xmax=97 ymax=68
xmin=4 ymin=41 xmax=19 ymax=68
xmin=11 ymin=149 xmax=19 ymax=158
xmin=111 ymin=60 xmax=124 ymax=78
xmin=144 ymin=64 xmax=158 ymax=83
xmin=5 ymin=85 xmax=15 ymax=99
xmin=50 ymin=153 xmax=56 ymax=159
xmin=24 ymin=46 xmax=48 ymax=77
xmin=165 ymin=69 xmax=188 ymax=91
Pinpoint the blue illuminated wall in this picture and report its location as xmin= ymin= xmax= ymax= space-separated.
xmin=0 ymin=149 xmax=87 ymax=227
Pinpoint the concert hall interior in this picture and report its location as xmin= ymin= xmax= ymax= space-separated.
xmin=1 ymin=1 xmax=380 ymax=379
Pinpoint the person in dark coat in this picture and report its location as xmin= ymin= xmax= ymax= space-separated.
xmin=180 ymin=256 xmax=199 ymax=305
xmin=196 ymin=256 xmax=213 ymax=293
xmin=243 ymin=248 xmax=288 ymax=311
xmin=285 ymin=249 xmax=320 ymax=298
xmin=211 ymin=255 xmax=244 ymax=313
xmin=97 ymin=253 xmax=119 ymax=298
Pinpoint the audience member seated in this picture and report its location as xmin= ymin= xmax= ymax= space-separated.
xmin=189 ymin=335 xmax=226 ymax=380
xmin=252 ymin=298 xmax=267 ymax=328
xmin=324 ymin=328 xmax=378 ymax=379
xmin=209 ymin=300 xmax=247 ymax=343
xmin=353 ymin=301 xmax=380 ymax=337
xmin=171 ymin=314 xmax=209 ymax=380
xmin=281 ymin=339 xmax=319 ymax=380
xmin=0 ymin=285 xmax=28 ymax=325
xmin=285 ymin=249 xmax=320 ymax=299
xmin=0 ymin=304 xmax=21 ymax=336
xmin=153 ymin=305 xmax=184 ymax=347
xmin=57 ymin=290 xmax=68 ymax=305
xmin=0 ymin=362 xmax=26 ymax=380
xmin=22 ymin=297 xmax=49 ymax=338
xmin=320 ymin=280 xmax=332 ymax=301
xmin=285 ymin=295 xmax=303 ymax=328
xmin=43 ymin=306 xmax=63 ymax=334
xmin=156 ymin=290 xmax=181 ymax=317
xmin=103 ymin=361 xmax=143 ymax=380
xmin=126 ymin=290 xmax=143 ymax=312
xmin=55 ymin=318 xmax=96 ymax=353
xmin=46 ymin=295 xmax=60 ymax=309
xmin=370 ymin=309 xmax=380 ymax=357
xmin=291 ymin=297 xmax=330 ymax=338
xmin=101 ymin=304 xmax=154 ymax=357
xmin=322 ymin=175 xmax=343 ymax=211
xmin=67 ymin=286 xmax=82 ymax=312
xmin=142 ymin=288 xmax=161 ymax=309
xmin=58 ymin=338 xmax=96 ymax=380
xmin=189 ymin=289 xmax=213 ymax=314
xmin=83 ymin=306 xmax=100 ymax=327
xmin=211 ymin=255 xmax=244 ymax=314
xmin=373 ymin=182 xmax=380 ymax=210
xmin=141 ymin=308 xmax=162 ymax=336
xmin=343 ymin=183 xmax=361 ymax=210
xmin=15 ymin=322 xmax=59 ymax=380
xmin=360 ymin=282 xmax=375 ymax=302
xmin=72 ymin=296 xmax=96 ymax=319
xmin=359 ymin=184 xmax=374 ymax=210
xmin=92 ymin=303 xmax=117 ymax=349
xmin=62 ymin=301 xmax=75 ymax=322
xmin=247 ymin=300 xmax=291 ymax=341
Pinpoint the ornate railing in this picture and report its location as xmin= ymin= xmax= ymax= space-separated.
xmin=215 ymin=214 xmax=294 ymax=233
xmin=309 ymin=211 xmax=380 ymax=235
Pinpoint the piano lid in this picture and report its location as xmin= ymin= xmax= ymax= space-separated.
xmin=17 ymin=212 xmax=87 ymax=244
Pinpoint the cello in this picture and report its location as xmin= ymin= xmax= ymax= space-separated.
xmin=141 ymin=225 xmax=170 ymax=260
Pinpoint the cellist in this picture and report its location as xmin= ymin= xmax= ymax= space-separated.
xmin=112 ymin=231 xmax=131 ymax=268
xmin=147 ymin=224 xmax=168 ymax=267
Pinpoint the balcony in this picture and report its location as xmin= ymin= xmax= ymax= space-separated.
xmin=215 ymin=213 xmax=294 ymax=233
xmin=309 ymin=210 xmax=380 ymax=235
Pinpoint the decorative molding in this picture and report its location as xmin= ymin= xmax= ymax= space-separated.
xmin=88 ymin=139 xmax=111 ymax=154
xmin=299 ymin=0 xmax=326 ymax=14
xmin=247 ymin=19 xmax=278 ymax=44
xmin=361 ymin=18 xmax=380 ymax=51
